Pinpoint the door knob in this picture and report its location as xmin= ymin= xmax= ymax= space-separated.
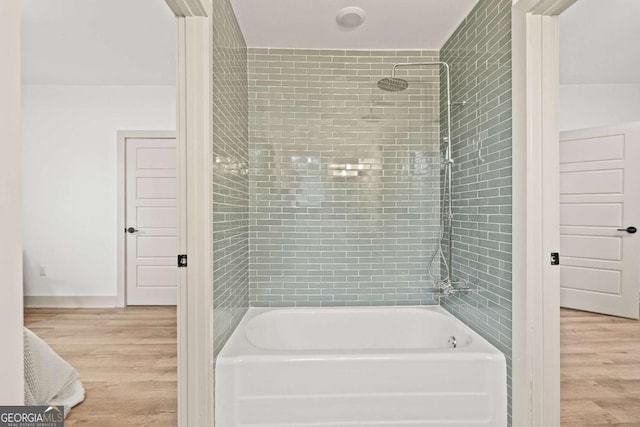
xmin=617 ymin=226 xmax=637 ymax=234
xmin=126 ymin=227 xmax=139 ymax=234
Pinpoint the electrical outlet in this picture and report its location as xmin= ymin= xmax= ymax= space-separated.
xmin=39 ymin=265 xmax=47 ymax=276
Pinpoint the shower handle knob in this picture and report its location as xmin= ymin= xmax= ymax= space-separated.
xmin=617 ymin=226 xmax=637 ymax=234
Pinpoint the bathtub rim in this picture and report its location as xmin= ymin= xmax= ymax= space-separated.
xmin=217 ymin=305 xmax=507 ymax=364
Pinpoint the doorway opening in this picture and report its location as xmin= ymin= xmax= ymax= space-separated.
xmin=21 ymin=1 xmax=179 ymax=424
xmin=558 ymin=1 xmax=640 ymax=425
xmin=513 ymin=0 xmax=640 ymax=424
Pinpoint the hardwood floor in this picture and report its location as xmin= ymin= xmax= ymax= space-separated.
xmin=24 ymin=306 xmax=177 ymax=426
xmin=562 ymin=308 xmax=640 ymax=426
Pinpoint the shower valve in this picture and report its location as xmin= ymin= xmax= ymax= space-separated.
xmin=437 ymin=281 xmax=472 ymax=299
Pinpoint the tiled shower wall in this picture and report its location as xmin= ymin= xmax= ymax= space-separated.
xmin=439 ymin=0 xmax=513 ymax=422
xmin=212 ymin=0 xmax=249 ymax=357
xmin=248 ymin=49 xmax=442 ymax=306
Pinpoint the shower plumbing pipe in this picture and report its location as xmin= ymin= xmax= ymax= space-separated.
xmin=392 ymin=62 xmax=456 ymax=288
xmin=391 ymin=62 xmax=452 ymax=166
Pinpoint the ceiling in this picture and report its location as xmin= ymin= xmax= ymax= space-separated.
xmin=560 ymin=0 xmax=640 ymax=85
xmin=21 ymin=0 xmax=176 ymax=85
xmin=21 ymin=0 xmax=479 ymax=84
xmin=231 ymin=0 xmax=479 ymax=50
xmin=24 ymin=0 xmax=639 ymax=86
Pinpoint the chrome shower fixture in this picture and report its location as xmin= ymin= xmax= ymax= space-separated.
xmin=377 ymin=61 xmax=452 ymax=167
xmin=377 ymin=77 xmax=409 ymax=92
xmin=378 ymin=61 xmax=458 ymax=290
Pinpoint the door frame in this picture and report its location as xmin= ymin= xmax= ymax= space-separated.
xmin=116 ymin=130 xmax=178 ymax=307
xmin=163 ymin=1 xmax=214 ymax=426
xmin=123 ymin=0 xmax=214 ymax=424
xmin=512 ymin=0 xmax=577 ymax=426
xmin=1 ymin=0 xmax=24 ymax=405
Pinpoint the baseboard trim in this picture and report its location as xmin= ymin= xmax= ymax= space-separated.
xmin=24 ymin=295 xmax=118 ymax=308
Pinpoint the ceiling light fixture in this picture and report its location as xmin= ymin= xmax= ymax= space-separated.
xmin=336 ymin=7 xmax=366 ymax=29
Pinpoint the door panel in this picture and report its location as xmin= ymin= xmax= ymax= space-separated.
xmin=560 ymin=203 xmax=622 ymax=227
xmin=137 ymin=266 xmax=177 ymax=288
xmin=560 ymin=235 xmax=621 ymax=260
xmin=137 ymin=206 xmax=177 ymax=228
xmin=137 ymin=236 xmax=177 ymax=257
xmin=126 ymin=138 xmax=177 ymax=305
xmin=137 ymin=177 xmax=177 ymax=199
xmin=560 ymin=170 xmax=623 ymax=194
xmin=561 ymin=266 xmax=621 ymax=294
xmin=559 ymin=134 xmax=624 ymax=163
xmin=560 ymin=124 xmax=640 ymax=319
xmin=136 ymin=147 xmax=177 ymax=169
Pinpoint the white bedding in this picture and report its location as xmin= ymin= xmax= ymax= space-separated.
xmin=24 ymin=328 xmax=85 ymax=418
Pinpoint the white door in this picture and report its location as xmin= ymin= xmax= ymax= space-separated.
xmin=126 ymin=137 xmax=178 ymax=305
xmin=560 ymin=123 xmax=640 ymax=319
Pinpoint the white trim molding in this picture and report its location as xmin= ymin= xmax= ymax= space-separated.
xmin=24 ymin=296 xmax=118 ymax=308
xmin=165 ymin=0 xmax=211 ymax=17
xmin=160 ymin=0 xmax=214 ymax=425
xmin=174 ymin=13 xmax=214 ymax=427
xmin=116 ymin=130 xmax=177 ymax=308
xmin=512 ymin=0 xmax=576 ymax=426
xmin=0 ymin=0 xmax=24 ymax=405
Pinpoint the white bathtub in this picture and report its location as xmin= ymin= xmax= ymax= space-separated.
xmin=215 ymin=306 xmax=507 ymax=427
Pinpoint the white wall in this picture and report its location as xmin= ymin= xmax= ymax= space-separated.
xmin=560 ymin=84 xmax=640 ymax=131
xmin=0 ymin=0 xmax=24 ymax=404
xmin=22 ymin=85 xmax=175 ymax=300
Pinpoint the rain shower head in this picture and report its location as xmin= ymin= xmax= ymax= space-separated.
xmin=377 ymin=77 xmax=409 ymax=92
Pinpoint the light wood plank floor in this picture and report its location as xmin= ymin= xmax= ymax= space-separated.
xmin=24 ymin=307 xmax=177 ymax=426
xmin=562 ymin=308 xmax=640 ymax=426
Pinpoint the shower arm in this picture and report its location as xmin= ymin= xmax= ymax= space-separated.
xmin=391 ymin=62 xmax=452 ymax=165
